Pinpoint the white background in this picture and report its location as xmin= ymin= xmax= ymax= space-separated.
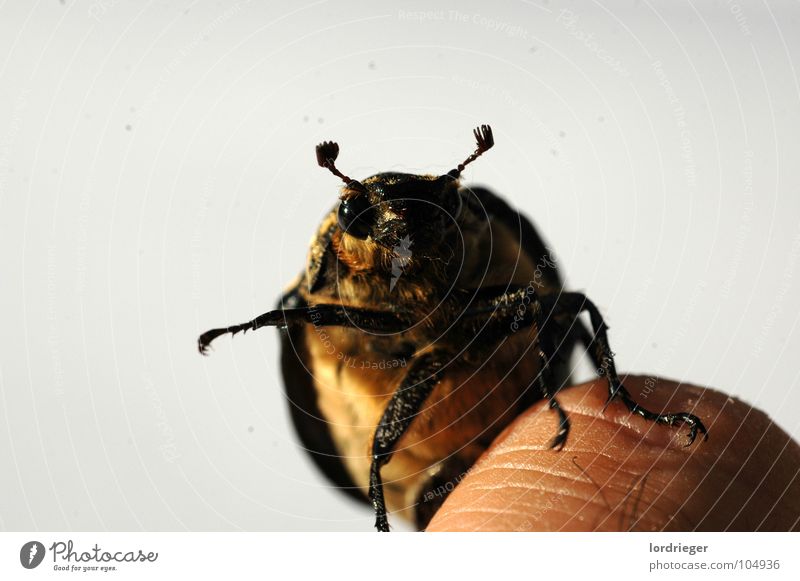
xmin=0 ymin=0 xmax=798 ymax=531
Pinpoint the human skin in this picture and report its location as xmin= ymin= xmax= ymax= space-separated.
xmin=427 ymin=375 xmax=800 ymax=531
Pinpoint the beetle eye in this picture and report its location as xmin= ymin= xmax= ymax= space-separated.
xmin=337 ymin=195 xmax=374 ymax=239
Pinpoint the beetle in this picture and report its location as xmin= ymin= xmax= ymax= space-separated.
xmin=198 ymin=125 xmax=707 ymax=531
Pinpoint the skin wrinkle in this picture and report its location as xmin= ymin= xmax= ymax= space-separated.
xmin=472 ymin=492 xmax=590 ymax=514
xmin=434 ymin=507 xmax=546 ymax=520
xmin=465 ymin=451 xmax=663 ymax=502
xmin=467 ymin=482 xmax=637 ymax=519
xmin=427 ymin=376 xmax=800 ymax=532
xmin=469 ymin=482 xmax=569 ymax=492
xmin=466 ymin=461 xmax=577 ymax=481
xmin=457 ymin=450 xmax=690 ymax=530
xmin=572 ymin=455 xmax=652 ymax=485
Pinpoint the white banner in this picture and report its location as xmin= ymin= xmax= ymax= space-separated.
xmin=0 ymin=533 xmax=796 ymax=580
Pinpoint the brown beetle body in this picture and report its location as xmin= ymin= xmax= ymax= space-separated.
xmin=290 ymin=185 xmax=559 ymax=525
xmin=199 ymin=126 xmax=707 ymax=531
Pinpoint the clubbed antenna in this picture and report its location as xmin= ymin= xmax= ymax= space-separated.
xmin=316 ymin=140 xmax=366 ymax=194
xmin=446 ymin=124 xmax=494 ymax=179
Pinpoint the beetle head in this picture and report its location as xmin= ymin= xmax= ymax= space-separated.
xmin=315 ymin=125 xmax=494 ymax=254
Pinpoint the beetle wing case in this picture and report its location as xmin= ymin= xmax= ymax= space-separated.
xmin=276 ymin=288 xmax=369 ymax=505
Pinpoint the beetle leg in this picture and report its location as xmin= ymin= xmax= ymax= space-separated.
xmin=465 ymin=286 xmax=573 ymax=448
xmin=463 ymin=285 xmax=591 ymax=388
xmin=544 ymin=393 xmax=570 ymax=449
xmin=463 ymin=286 xmax=568 ymax=354
xmin=534 ymin=347 xmax=570 ymax=450
xmin=198 ymin=305 xmax=408 ymax=354
xmin=544 ymin=292 xmax=708 ymax=446
xmin=462 ymin=285 xmax=528 ymax=317
xmin=529 ymin=300 xmax=571 ymax=449
xmin=370 ymin=352 xmax=445 ymax=532
xmin=514 ymin=287 xmax=572 ymax=449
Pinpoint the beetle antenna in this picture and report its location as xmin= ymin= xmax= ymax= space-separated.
xmin=446 ymin=124 xmax=494 ymax=179
xmin=316 ymin=140 xmax=366 ymax=193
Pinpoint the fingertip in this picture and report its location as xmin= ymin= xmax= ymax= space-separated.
xmin=427 ymin=377 xmax=800 ymax=531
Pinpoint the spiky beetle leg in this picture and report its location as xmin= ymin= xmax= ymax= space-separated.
xmin=608 ymin=380 xmax=707 ymax=446
xmin=543 ymin=292 xmax=709 ymax=446
xmin=198 ymin=305 xmax=408 ymax=355
xmin=465 ymin=286 xmax=708 ymax=447
xmin=369 ymin=352 xmax=445 ymax=532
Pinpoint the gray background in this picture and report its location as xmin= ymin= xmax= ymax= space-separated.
xmin=1 ymin=0 xmax=798 ymax=531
